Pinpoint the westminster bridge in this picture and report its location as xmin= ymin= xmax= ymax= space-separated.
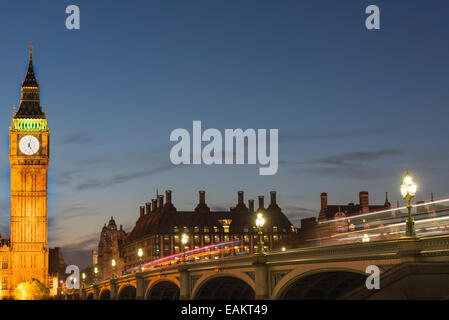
xmin=82 ymin=233 xmax=449 ymax=300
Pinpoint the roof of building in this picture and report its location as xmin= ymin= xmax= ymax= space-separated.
xmin=125 ymin=192 xmax=295 ymax=244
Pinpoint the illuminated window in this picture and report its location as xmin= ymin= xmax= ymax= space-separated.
xmin=243 ymin=227 xmax=249 ymax=233
xmin=194 ymin=226 xmax=199 ymax=233
xmin=213 ymin=226 xmax=219 ymax=233
xmin=273 ymin=226 xmax=278 ymax=232
xmin=204 ymin=235 xmax=210 ymax=244
xmin=174 ymin=235 xmax=179 ymax=243
xmin=1 ymin=255 xmax=7 ymax=269
xmin=204 ymin=226 xmax=209 ymax=233
xmin=174 ymin=246 xmax=180 ymax=254
xmin=1 ymin=278 xmax=7 ymax=290
xmin=214 ymin=235 xmax=220 ymax=243
xmin=194 ymin=235 xmax=200 ymax=244
xmin=173 ymin=226 xmax=179 ymax=233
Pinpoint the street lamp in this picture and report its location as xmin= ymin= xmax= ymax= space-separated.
xmin=81 ymin=273 xmax=86 ymax=297
xmin=255 ymin=213 xmax=265 ymax=254
xmin=400 ymin=170 xmax=417 ymax=237
xmin=137 ymin=248 xmax=143 ymax=272
xmin=111 ymin=259 xmax=116 ymax=279
xmin=362 ymin=233 xmax=370 ymax=243
xmin=93 ymin=266 xmax=98 ymax=284
xmin=181 ymin=233 xmax=188 ymax=262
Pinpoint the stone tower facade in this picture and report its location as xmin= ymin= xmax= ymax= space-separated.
xmin=1 ymin=45 xmax=50 ymax=297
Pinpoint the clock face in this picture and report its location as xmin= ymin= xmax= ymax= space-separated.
xmin=19 ymin=135 xmax=40 ymax=155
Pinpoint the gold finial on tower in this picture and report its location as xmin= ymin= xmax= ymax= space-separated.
xmin=29 ymin=40 xmax=33 ymax=54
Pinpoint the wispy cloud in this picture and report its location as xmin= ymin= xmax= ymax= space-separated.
xmin=283 ymin=205 xmax=318 ymax=227
xmin=74 ymin=164 xmax=177 ymax=191
xmin=61 ymin=132 xmax=95 ymax=144
xmin=282 ymin=149 xmax=403 ymax=167
xmin=284 ymin=149 xmax=404 ymax=180
xmin=280 ymin=126 xmax=394 ymax=143
xmin=58 ymin=233 xmax=99 ymax=268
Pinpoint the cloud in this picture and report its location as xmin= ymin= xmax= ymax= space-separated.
xmin=57 ymin=233 xmax=99 ymax=269
xmin=284 ymin=149 xmax=404 ymax=180
xmin=61 ymin=132 xmax=94 ymax=144
xmin=282 ymin=149 xmax=403 ymax=167
xmin=74 ymin=163 xmax=177 ymax=191
xmin=280 ymin=126 xmax=394 ymax=143
xmin=295 ymin=166 xmax=383 ymax=180
xmin=283 ymin=205 xmax=318 ymax=227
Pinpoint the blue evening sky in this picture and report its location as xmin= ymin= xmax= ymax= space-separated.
xmin=0 ymin=0 xmax=448 ymax=267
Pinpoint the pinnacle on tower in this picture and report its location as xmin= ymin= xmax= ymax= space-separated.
xmin=15 ymin=41 xmax=45 ymax=119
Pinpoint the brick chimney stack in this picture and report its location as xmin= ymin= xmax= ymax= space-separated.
xmin=270 ymin=191 xmax=276 ymax=206
xmin=152 ymin=199 xmax=157 ymax=211
xmin=248 ymin=200 xmax=254 ymax=213
xmin=139 ymin=206 xmax=145 ymax=218
xmin=166 ymin=190 xmax=172 ymax=204
xmin=145 ymin=202 xmax=151 ymax=215
xmin=199 ymin=190 xmax=206 ymax=204
xmin=157 ymin=195 xmax=164 ymax=208
xmin=320 ymin=192 xmax=328 ymax=210
xmin=238 ymin=191 xmax=244 ymax=205
xmin=359 ymin=191 xmax=369 ymax=212
xmin=258 ymin=196 xmax=264 ymax=211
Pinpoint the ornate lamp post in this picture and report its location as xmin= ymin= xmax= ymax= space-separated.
xmin=181 ymin=233 xmax=188 ymax=262
xmin=81 ymin=272 xmax=86 ymax=299
xmin=111 ymin=259 xmax=116 ymax=279
xmin=400 ymin=170 xmax=417 ymax=237
xmin=255 ymin=213 xmax=265 ymax=254
xmin=137 ymin=248 xmax=143 ymax=272
xmin=93 ymin=266 xmax=98 ymax=284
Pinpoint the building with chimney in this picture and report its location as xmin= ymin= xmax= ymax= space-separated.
xmin=314 ymin=191 xmax=391 ymax=240
xmin=94 ymin=190 xmax=296 ymax=276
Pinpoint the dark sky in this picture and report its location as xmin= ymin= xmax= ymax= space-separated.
xmin=0 ymin=0 xmax=448 ymax=268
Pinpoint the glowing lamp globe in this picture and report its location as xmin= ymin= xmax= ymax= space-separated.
xmin=256 ymin=213 xmax=265 ymax=228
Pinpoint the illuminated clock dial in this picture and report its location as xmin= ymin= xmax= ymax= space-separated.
xmin=19 ymin=135 xmax=39 ymax=155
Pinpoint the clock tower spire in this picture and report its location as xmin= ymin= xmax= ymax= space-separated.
xmin=15 ymin=41 xmax=45 ymax=119
xmin=9 ymin=43 xmax=49 ymax=289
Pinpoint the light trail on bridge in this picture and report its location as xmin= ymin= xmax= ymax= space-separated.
xmin=125 ymin=240 xmax=246 ymax=273
xmin=318 ymin=196 xmax=449 ymax=225
xmin=308 ymin=196 xmax=449 ymax=245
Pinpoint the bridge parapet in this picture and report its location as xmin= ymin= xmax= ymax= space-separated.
xmin=83 ymin=233 xmax=449 ymax=300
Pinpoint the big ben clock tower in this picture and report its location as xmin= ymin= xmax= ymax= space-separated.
xmin=9 ymin=43 xmax=49 ymax=287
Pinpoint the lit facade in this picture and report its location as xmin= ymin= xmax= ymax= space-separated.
xmin=0 ymin=47 xmax=49 ymax=299
xmin=95 ymin=190 xmax=296 ymax=279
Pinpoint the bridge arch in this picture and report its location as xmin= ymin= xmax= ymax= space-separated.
xmin=192 ymin=273 xmax=255 ymax=300
xmin=274 ymin=268 xmax=366 ymax=300
xmin=86 ymin=292 xmax=94 ymax=300
xmin=117 ymin=284 xmax=136 ymax=300
xmin=99 ymin=288 xmax=111 ymax=300
xmin=145 ymin=280 xmax=180 ymax=300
